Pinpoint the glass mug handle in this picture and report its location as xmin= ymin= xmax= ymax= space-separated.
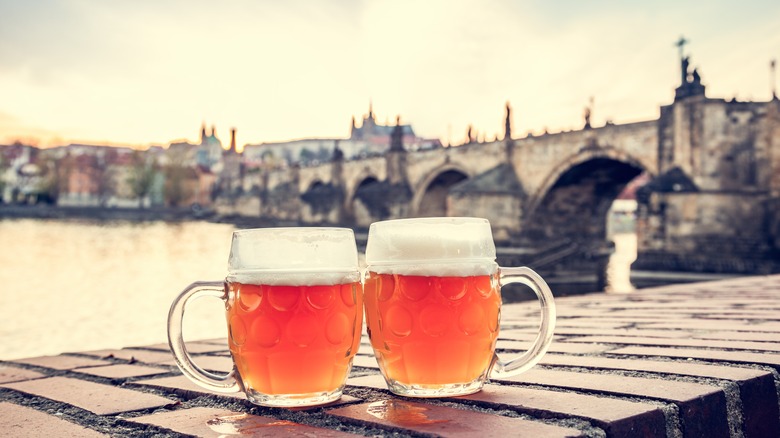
xmin=167 ymin=281 xmax=240 ymax=393
xmin=490 ymin=267 xmax=556 ymax=378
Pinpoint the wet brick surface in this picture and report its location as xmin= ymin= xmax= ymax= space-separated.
xmin=1 ymin=274 xmax=779 ymax=437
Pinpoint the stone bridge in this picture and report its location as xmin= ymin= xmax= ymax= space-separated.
xmin=223 ymin=92 xmax=780 ymax=293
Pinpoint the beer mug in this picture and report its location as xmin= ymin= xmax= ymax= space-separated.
xmin=167 ymin=228 xmax=363 ymax=407
xmin=363 ymin=217 xmax=555 ymax=397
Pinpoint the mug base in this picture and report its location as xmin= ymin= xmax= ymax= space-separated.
xmin=245 ymin=387 xmax=343 ymax=407
xmin=385 ymin=378 xmax=484 ymax=398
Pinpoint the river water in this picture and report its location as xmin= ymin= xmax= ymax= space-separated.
xmin=0 ymin=219 xmax=636 ymax=360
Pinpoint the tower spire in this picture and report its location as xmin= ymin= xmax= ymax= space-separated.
xmin=504 ymin=101 xmax=512 ymax=141
xmin=772 ymin=58 xmax=777 ymax=100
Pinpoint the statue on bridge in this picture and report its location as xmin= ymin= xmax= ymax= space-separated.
xmin=584 ymin=96 xmax=594 ymax=129
xmin=674 ymin=37 xmax=706 ymax=101
xmin=390 ymin=115 xmax=405 ymax=152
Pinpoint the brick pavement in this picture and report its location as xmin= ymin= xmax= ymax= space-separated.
xmin=1 ymin=274 xmax=779 ymax=437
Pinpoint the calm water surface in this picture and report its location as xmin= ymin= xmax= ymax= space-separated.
xmin=0 ymin=219 xmax=637 ymax=360
xmin=0 ymin=219 xmax=235 ymax=360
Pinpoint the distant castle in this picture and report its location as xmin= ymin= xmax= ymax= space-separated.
xmin=241 ymin=102 xmax=441 ymax=168
xmin=349 ymin=101 xmax=417 ymax=145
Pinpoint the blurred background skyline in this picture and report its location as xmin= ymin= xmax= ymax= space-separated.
xmin=1 ymin=0 xmax=779 ymax=149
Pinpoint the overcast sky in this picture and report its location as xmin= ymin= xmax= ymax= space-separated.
xmin=1 ymin=0 xmax=779 ymax=149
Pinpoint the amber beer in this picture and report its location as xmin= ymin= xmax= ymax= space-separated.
xmin=364 ymin=217 xmax=556 ymax=397
xmin=364 ymin=273 xmax=500 ymax=387
xmin=168 ymin=227 xmax=362 ymax=407
xmin=226 ymin=280 xmax=363 ymax=397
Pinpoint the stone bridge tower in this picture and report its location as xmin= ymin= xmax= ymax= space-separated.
xmin=632 ymin=49 xmax=780 ymax=275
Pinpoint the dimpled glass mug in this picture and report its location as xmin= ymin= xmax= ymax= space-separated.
xmin=167 ymin=228 xmax=363 ymax=407
xmin=363 ymin=217 xmax=556 ymax=397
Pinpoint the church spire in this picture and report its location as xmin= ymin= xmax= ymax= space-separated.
xmin=229 ymin=128 xmax=236 ymax=153
xmin=504 ymin=101 xmax=512 ymax=141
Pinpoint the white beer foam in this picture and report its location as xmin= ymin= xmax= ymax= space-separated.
xmin=368 ymin=261 xmax=498 ymax=276
xmin=228 ymin=227 xmax=359 ymax=274
xmin=228 ymin=270 xmax=360 ymax=286
xmin=366 ymin=217 xmax=497 ymax=275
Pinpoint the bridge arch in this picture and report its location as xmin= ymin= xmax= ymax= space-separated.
xmin=349 ymin=175 xmax=382 ymax=227
xmin=522 ymin=147 xmax=650 ymax=243
xmin=411 ymin=164 xmax=471 ymax=217
xmin=304 ymin=179 xmax=325 ymax=194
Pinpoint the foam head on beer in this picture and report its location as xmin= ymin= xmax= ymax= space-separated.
xmin=365 ymin=217 xmax=497 ymax=276
xmin=227 ymin=227 xmax=359 ymax=285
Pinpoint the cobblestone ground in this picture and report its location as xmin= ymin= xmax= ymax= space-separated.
xmin=1 ymin=275 xmax=779 ymax=437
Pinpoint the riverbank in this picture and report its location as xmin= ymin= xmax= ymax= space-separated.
xmin=0 ymin=204 xmax=307 ymax=230
xmin=0 ymin=204 xmax=210 ymax=222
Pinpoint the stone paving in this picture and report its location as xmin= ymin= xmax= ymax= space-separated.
xmin=1 ymin=275 xmax=779 ymax=437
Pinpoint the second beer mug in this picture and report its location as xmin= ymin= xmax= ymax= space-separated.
xmin=363 ymin=217 xmax=556 ymax=397
xmin=167 ymin=227 xmax=363 ymax=407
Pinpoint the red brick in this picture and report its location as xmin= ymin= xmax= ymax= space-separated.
xmin=0 ymin=402 xmax=107 ymax=437
xmin=81 ymin=349 xmax=173 ymax=364
xmin=357 ymin=344 xmax=375 ymax=356
xmin=73 ymin=364 xmax=168 ymax=379
xmin=549 ymin=328 xmax=693 ymax=339
xmin=538 ymin=354 xmax=780 ymax=437
xmin=571 ymin=316 xmax=682 ymax=323
xmin=348 ymin=372 xmax=665 ymax=436
xmin=607 ymin=309 xmax=780 ymax=320
xmin=556 ymin=308 xmax=621 ymax=317
xmin=638 ymin=320 xmax=780 ymax=332
xmin=562 ymin=335 xmax=780 ymax=352
xmin=459 ymin=384 xmax=666 ymax=437
xmin=539 ymin=353 xmax=767 ymax=380
xmin=142 ymin=341 xmax=228 ymax=354
xmin=131 ymin=375 xmax=246 ymax=401
xmin=0 ymin=376 xmax=174 ymax=415
xmin=11 ymin=355 xmax=111 ymax=370
xmin=552 ymin=318 xmax=634 ymax=328
xmin=132 ymin=375 xmax=360 ymax=408
xmin=161 ymin=354 xmax=233 ymax=372
xmin=196 ymin=337 xmax=229 ymax=345
xmin=130 ymin=406 xmax=356 ymax=437
xmin=352 ymin=355 xmax=379 ymax=369
xmin=327 ymin=400 xmax=582 ymax=437
xmin=609 ymin=346 xmax=780 ymax=369
xmin=496 ymin=330 xmax=544 ymax=341
xmin=498 ymin=368 xmax=729 ymax=437
xmin=691 ymin=331 xmax=780 ymax=342
xmin=496 ymin=340 xmax=609 ymax=354
xmin=0 ymin=365 xmax=45 ymax=384
xmin=750 ymin=321 xmax=780 ymax=331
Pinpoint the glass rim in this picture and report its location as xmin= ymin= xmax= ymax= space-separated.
xmin=232 ymin=226 xmax=356 ymax=236
xmin=369 ymin=217 xmax=489 ymax=226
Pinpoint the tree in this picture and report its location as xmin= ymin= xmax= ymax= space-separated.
xmin=0 ymin=154 xmax=7 ymax=201
xmin=95 ymin=167 xmax=115 ymax=206
xmin=37 ymin=154 xmax=73 ymax=205
xmin=163 ymin=148 xmax=194 ymax=207
xmin=127 ymin=150 xmax=155 ymax=208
